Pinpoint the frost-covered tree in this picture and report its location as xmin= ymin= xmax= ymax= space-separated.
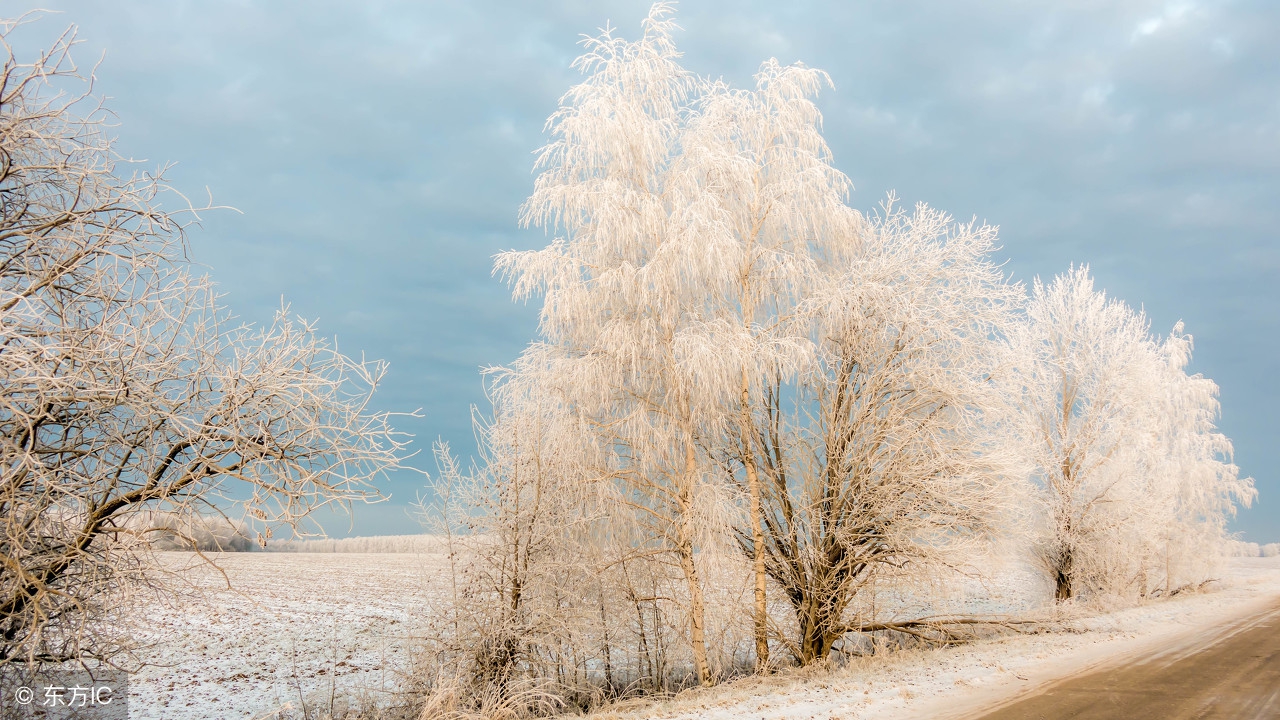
xmin=672 ymin=60 xmax=859 ymax=669
xmin=417 ymin=362 xmax=592 ymax=715
xmin=1142 ymin=325 xmax=1255 ymax=593
xmin=496 ymin=4 xmax=731 ymax=685
xmin=0 ymin=19 xmax=407 ymax=670
xmin=750 ymin=200 xmax=1020 ymax=664
xmin=490 ymin=1 xmax=1029 ymax=683
xmin=421 ymin=353 xmax=737 ymax=712
xmin=1009 ymin=266 xmax=1253 ymax=601
xmin=497 ymin=1 xmax=871 ymax=680
xmin=1009 ymin=267 xmax=1157 ymax=600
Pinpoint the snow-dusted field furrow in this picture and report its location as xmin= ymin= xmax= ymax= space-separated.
xmin=129 ymin=552 xmax=448 ymax=720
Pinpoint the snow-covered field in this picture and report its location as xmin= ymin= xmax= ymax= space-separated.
xmin=125 ymin=553 xmax=1280 ymax=720
xmin=128 ymin=551 xmax=448 ymax=719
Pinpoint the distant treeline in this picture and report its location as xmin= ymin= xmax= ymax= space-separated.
xmin=135 ymin=513 xmax=441 ymax=554
xmin=143 ymin=522 xmax=1273 ymax=558
xmin=1227 ymin=540 xmax=1280 ymax=558
xmin=133 ymin=512 xmax=256 ymax=552
xmin=264 ymin=534 xmax=446 ymax=553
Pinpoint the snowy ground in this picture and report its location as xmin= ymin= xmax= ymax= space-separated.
xmin=123 ymin=553 xmax=1280 ymax=720
xmin=127 ymin=551 xmax=448 ymax=719
xmin=591 ymin=557 xmax=1280 ymax=720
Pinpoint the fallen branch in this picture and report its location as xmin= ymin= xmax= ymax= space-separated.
xmin=841 ymin=615 xmax=1058 ymax=648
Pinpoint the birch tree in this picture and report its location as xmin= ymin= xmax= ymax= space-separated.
xmin=493 ymin=1 xmax=1031 ymax=678
xmin=672 ymin=60 xmax=858 ymax=670
xmin=496 ymin=4 xmax=737 ymax=685
xmin=0 ymin=19 xmax=407 ymax=670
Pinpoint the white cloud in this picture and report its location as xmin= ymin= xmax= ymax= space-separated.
xmin=1132 ymin=2 xmax=1197 ymax=42
xmin=1135 ymin=17 xmax=1164 ymax=38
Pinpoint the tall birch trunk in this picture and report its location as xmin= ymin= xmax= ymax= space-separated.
xmin=678 ymin=439 xmax=712 ymax=686
xmin=741 ymin=370 xmax=770 ymax=670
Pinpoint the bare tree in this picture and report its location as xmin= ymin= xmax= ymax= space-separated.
xmin=0 ymin=18 xmax=408 ymax=670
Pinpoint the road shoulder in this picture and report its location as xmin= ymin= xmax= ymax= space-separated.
xmin=907 ymin=559 xmax=1280 ymax=720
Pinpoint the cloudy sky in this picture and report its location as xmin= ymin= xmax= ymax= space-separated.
xmin=8 ymin=1 xmax=1278 ymax=539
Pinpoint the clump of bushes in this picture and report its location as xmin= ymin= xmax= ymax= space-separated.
xmin=133 ymin=512 xmax=256 ymax=552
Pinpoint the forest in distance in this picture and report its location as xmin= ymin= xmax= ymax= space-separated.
xmin=0 ymin=3 xmax=1262 ymax=719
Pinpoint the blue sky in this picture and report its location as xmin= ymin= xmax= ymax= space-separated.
xmin=8 ymin=1 xmax=1278 ymax=539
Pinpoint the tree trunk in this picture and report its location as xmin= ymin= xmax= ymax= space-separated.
xmin=677 ymin=536 xmax=711 ymax=686
xmin=741 ymin=370 xmax=770 ymax=672
xmin=678 ymin=441 xmax=712 ymax=686
xmin=798 ymin=619 xmax=838 ymax=665
xmin=1054 ymin=549 xmax=1073 ymax=602
xmin=793 ymin=580 xmax=843 ymax=665
xmin=599 ymin=589 xmax=614 ymax=691
xmin=1054 ymin=570 xmax=1072 ymax=602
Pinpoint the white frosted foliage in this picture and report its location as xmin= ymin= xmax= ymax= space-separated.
xmin=416 ymin=3 xmax=1259 ymax=712
xmin=1008 ymin=266 xmax=1254 ymax=600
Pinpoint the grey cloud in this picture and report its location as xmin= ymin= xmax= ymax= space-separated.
xmin=12 ymin=0 xmax=1278 ymax=538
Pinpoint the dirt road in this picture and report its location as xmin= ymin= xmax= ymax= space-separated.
xmin=973 ymin=598 xmax=1280 ymax=719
